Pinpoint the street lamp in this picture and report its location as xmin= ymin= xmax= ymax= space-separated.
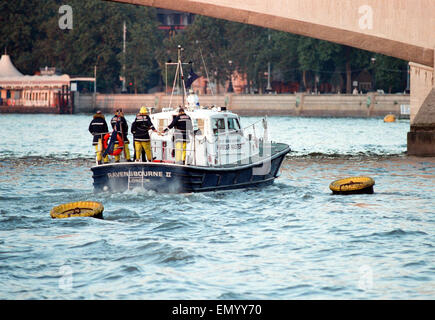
xmin=93 ymin=54 xmax=101 ymax=110
xmin=266 ymin=33 xmax=272 ymax=93
xmin=371 ymin=57 xmax=376 ymax=92
xmin=94 ymin=58 xmax=99 ymax=95
xmin=121 ymin=21 xmax=127 ymax=93
xmin=228 ymin=60 xmax=234 ymax=93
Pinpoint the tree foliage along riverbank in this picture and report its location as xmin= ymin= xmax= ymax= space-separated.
xmin=1 ymin=0 xmax=409 ymax=94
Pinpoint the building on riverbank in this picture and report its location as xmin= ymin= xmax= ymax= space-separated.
xmin=0 ymin=54 xmax=94 ymax=114
xmin=156 ymin=9 xmax=195 ymax=38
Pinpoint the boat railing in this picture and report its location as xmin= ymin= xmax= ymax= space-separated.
xmin=193 ymin=117 xmax=270 ymax=166
xmin=102 ymin=117 xmax=270 ymax=167
xmin=144 ymin=137 xmax=259 ymax=167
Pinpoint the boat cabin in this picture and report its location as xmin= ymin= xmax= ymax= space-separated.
xmin=148 ymin=106 xmax=267 ymax=167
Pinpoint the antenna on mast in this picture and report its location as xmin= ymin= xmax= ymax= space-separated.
xmin=166 ymin=46 xmax=190 ymax=110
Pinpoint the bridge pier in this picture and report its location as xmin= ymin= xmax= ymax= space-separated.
xmin=407 ymin=58 xmax=435 ymax=156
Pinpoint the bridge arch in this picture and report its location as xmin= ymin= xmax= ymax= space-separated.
xmin=107 ymin=0 xmax=434 ymax=67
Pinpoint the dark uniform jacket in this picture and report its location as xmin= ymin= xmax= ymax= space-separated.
xmin=111 ymin=115 xmax=129 ymax=143
xmin=88 ymin=114 xmax=109 ymax=145
xmin=131 ymin=114 xmax=156 ymax=141
xmin=165 ymin=112 xmax=193 ymax=142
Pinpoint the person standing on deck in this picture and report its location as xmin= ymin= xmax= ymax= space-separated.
xmin=111 ymin=108 xmax=131 ymax=162
xmin=88 ymin=110 xmax=109 ymax=165
xmin=131 ymin=107 xmax=158 ymax=162
xmin=187 ymin=89 xmax=199 ymax=109
xmin=162 ymin=107 xmax=193 ymax=164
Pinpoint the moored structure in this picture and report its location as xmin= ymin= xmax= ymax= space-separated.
xmin=0 ymin=53 xmax=94 ymax=114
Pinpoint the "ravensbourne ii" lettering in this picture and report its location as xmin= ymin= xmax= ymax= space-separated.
xmin=107 ymin=171 xmax=171 ymax=178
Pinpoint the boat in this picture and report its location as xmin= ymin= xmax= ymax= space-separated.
xmin=91 ymin=46 xmax=291 ymax=193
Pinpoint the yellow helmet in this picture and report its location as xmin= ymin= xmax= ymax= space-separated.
xmin=139 ymin=106 xmax=148 ymax=115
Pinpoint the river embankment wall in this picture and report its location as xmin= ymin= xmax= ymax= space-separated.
xmin=74 ymin=92 xmax=410 ymax=117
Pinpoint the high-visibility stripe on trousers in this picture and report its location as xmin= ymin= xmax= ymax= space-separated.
xmin=134 ymin=140 xmax=152 ymax=161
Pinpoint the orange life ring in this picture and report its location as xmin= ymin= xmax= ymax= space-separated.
xmin=103 ymin=133 xmax=124 ymax=156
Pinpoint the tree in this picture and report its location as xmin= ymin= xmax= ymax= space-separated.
xmin=1 ymin=0 xmax=163 ymax=93
xmin=373 ymin=54 xmax=407 ymax=93
xmin=118 ymin=9 xmax=163 ymax=93
xmin=269 ymin=32 xmax=300 ymax=84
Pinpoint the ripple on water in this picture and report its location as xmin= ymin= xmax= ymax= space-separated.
xmin=368 ymin=229 xmax=428 ymax=238
xmin=152 ymin=220 xmax=191 ymax=232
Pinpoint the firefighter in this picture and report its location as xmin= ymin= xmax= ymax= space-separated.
xmin=111 ymin=108 xmax=131 ymax=162
xmin=131 ymin=106 xmax=158 ymax=162
xmin=88 ymin=110 xmax=109 ymax=164
xmin=162 ymin=107 xmax=192 ymax=164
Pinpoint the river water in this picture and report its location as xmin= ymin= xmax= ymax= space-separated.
xmin=0 ymin=114 xmax=434 ymax=299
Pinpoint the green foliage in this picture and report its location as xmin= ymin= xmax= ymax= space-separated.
xmin=373 ymin=54 xmax=408 ymax=93
xmin=1 ymin=0 xmax=163 ymax=93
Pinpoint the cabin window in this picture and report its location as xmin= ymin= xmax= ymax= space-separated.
xmin=227 ymin=118 xmax=241 ymax=132
xmin=212 ymin=118 xmax=226 ymax=135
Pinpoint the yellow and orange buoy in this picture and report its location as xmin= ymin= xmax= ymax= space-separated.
xmin=383 ymin=114 xmax=396 ymax=122
xmin=329 ymin=176 xmax=375 ymax=195
xmin=50 ymin=201 xmax=104 ymax=219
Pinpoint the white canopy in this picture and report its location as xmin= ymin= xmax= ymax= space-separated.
xmin=0 ymin=54 xmax=72 ymax=89
xmin=0 ymin=54 xmax=95 ymax=90
xmin=0 ymin=54 xmax=23 ymax=78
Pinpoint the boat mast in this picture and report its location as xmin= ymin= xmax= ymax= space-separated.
xmin=166 ymin=45 xmax=189 ymax=110
xmin=178 ymin=45 xmax=187 ymax=108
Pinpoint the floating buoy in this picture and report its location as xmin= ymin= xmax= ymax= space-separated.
xmin=329 ymin=176 xmax=375 ymax=195
xmin=50 ymin=201 xmax=104 ymax=219
xmin=384 ymin=114 xmax=396 ymax=122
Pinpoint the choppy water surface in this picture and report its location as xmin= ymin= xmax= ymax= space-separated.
xmin=0 ymin=114 xmax=434 ymax=299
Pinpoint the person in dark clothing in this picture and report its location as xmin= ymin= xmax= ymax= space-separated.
xmin=110 ymin=108 xmax=131 ymax=162
xmin=163 ymin=107 xmax=193 ymax=164
xmin=88 ymin=110 xmax=109 ymax=164
xmin=131 ymin=106 xmax=158 ymax=162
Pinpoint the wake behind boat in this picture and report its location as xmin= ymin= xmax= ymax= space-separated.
xmin=90 ymin=46 xmax=290 ymax=193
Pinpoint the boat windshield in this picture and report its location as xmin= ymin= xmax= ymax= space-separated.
xmin=212 ymin=118 xmax=226 ymax=135
xmin=227 ymin=117 xmax=241 ymax=133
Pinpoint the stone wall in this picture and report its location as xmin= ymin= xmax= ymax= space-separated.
xmin=75 ymin=92 xmax=409 ymax=117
